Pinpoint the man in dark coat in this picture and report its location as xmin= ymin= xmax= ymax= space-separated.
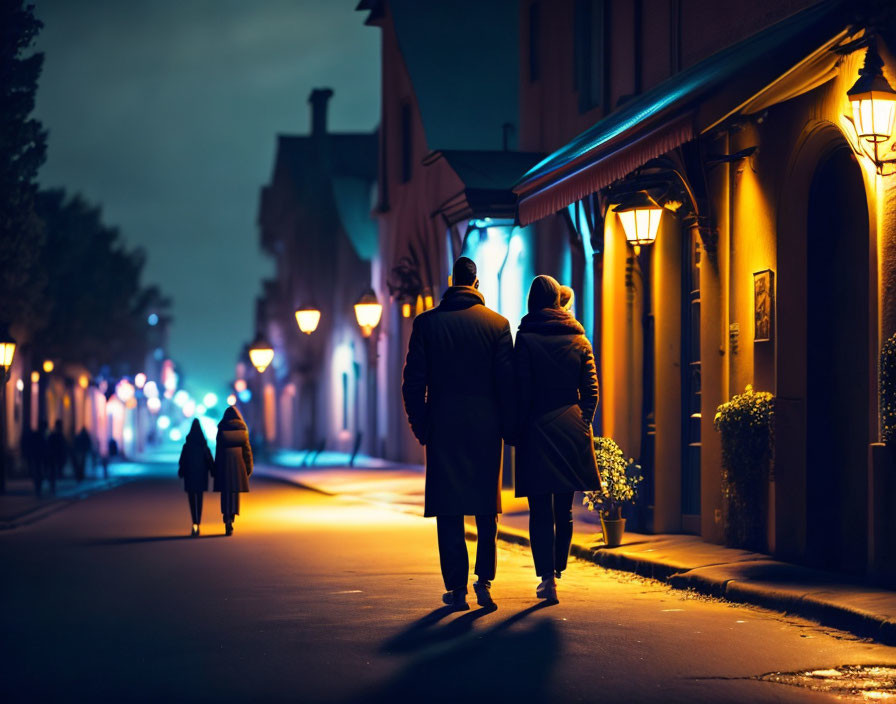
xmin=402 ymin=256 xmax=514 ymax=610
xmin=179 ymin=419 xmax=214 ymax=536
xmin=514 ymin=275 xmax=602 ymax=603
xmin=214 ymin=406 xmax=253 ymax=536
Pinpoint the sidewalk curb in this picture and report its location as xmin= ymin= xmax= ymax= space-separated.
xmin=0 ymin=478 xmax=132 ymax=531
xmin=263 ymin=465 xmax=896 ymax=647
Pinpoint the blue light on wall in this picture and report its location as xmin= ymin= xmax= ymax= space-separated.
xmin=567 ymin=202 xmax=595 ymax=342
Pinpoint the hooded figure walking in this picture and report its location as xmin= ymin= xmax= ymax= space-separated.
xmin=514 ymin=275 xmax=602 ymax=603
xmin=214 ymin=406 xmax=253 ymax=536
xmin=178 ymin=419 xmax=214 ymax=536
xmin=402 ymin=257 xmax=515 ymax=610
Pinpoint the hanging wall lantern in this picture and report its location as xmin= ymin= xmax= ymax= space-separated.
xmin=354 ymin=289 xmax=383 ymax=338
xmin=0 ymin=328 xmax=16 ymax=379
xmin=614 ymin=191 xmax=664 ymax=251
xmin=848 ymin=42 xmax=896 ymax=146
xmin=294 ymin=306 xmax=321 ymax=335
xmin=248 ymin=332 xmax=275 ymax=373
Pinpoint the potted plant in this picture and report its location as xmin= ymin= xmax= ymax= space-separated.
xmin=583 ymin=437 xmax=642 ymax=547
xmin=713 ymin=384 xmax=774 ymax=551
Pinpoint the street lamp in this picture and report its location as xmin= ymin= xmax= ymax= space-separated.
xmin=614 ymin=192 xmax=663 ymax=531
xmin=847 ymin=40 xmax=896 ymax=174
xmin=0 ymin=326 xmax=15 ymax=494
xmin=248 ymin=332 xmax=274 ymax=373
xmin=354 ymin=290 xmax=382 ymax=460
xmin=42 ymin=359 xmax=54 ymax=373
xmin=294 ymin=306 xmax=321 ymax=335
xmin=354 ymin=289 xmax=383 ymax=338
xmin=614 ymin=191 xmax=664 ymax=253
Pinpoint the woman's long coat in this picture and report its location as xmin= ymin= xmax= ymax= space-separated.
xmin=178 ymin=426 xmax=214 ymax=493
xmin=402 ymin=286 xmax=515 ymax=517
xmin=213 ymin=410 xmax=253 ymax=493
xmin=514 ymin=311 xmax=602 ymax=497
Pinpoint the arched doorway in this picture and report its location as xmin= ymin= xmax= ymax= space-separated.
xmin=804 ymin=146 xmax=870 ymax=572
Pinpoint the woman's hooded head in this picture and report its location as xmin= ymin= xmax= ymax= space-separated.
xmin=527 ymin=275 xmax=561 ymax=314
xmin=186 ymin=418 xmax=205 ymax=443
xmin=219 ymin=405 xmax=245 ymax=427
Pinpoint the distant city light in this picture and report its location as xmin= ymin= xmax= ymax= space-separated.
xmin=183 ymin=400 xmax=196 ymax=417
xmin=146 ymin=397 xmax=162 ymax=413
xmin=123 ymin=428 xmax=133 ymax=442
xmin=143 ymin=380 xmax=159 ymax=398
xmin=237 ymin=389 xmax=252 ymax=403
xmin=203 ymin=392 xmax=217 ymax=408
xmin=234 ymin=379 xmax=247 ymax=392
xmin=30 ymin=371 xmax=39 ymax=383
xmin=226 ymin=394 xmax=237 ymax=406
xmin=116 ymin=379 xmax=135 ymax=403
xmin=147 ymin=313 xmax=159 ymax=326
xmin=42 ymin=360 xmax=54 ymax=373
xmin=16 ymin=379 xmax=24 ymax=391
xmin=157 ymin=415 xmax=171 ymax=430
xmin=153 ymin=347 xmax=164 ymax=361
xmin=195 ymin=404 xmax=207 ymax=416
xmin=78 ymin=374 xmax=89 ymax=389
xmin=173 ymin=390 xmax=189 ymax=407
xmin=169 ymin=428 xmax=182 ymax=442
xmin=134 ymin=373 xmax=147 ymax=388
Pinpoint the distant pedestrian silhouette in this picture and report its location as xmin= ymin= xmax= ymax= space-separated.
xmin=402 ymin=257 xmax=514 ymax=610
xmin=47 ymin=420 xmax=67 ymax=495
xmin=214 ymin=406 xmax=253 ymax=536
xmin=514 ymin=275 xmax=602 ymax=603
xmin=178 ymin=419 xmax=214 ymax=537
xmin=22 ymin=425 xmax=44 ymax=497
xmin=73 ymin=427 xmax=91 ymax=482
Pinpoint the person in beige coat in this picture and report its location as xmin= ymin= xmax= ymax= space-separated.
xmin=214 ymin=406 xmax=253 ymax=536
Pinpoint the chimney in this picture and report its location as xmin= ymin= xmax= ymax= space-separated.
xmin=309 ymin=88 xmax=334 ymax=137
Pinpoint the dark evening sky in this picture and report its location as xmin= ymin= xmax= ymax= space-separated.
xmin=32 ymin=0 xmax=380 ymax=396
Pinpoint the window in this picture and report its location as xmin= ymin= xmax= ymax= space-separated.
xmin=400 ymin=101 xmax=412 ymax=183
xmin=574 ymin=0 xmax=606 ymax=112
xmin=528 ymin=2 xmax=540 ymax=82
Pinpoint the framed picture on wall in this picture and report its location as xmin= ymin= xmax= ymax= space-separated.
xmin=753 ymin=269 xmax=774 ymax=342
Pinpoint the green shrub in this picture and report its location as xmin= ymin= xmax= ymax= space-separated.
xmin=713 ymin=385 xmax=774 ymax=551
xmin=881 ymin=333 xmax=896 ymax=445
xmin=583 ymin=436 xmax=642 ymax=519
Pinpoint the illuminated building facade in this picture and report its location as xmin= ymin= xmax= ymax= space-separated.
xmin=513 ymin=0 xmax=896 ymax=576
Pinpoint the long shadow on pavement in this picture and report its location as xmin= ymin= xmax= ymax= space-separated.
xmin=365 ymin=602 xmax=558 ymax=703
xmin=82 ymin=534 xmax=228 ymax=546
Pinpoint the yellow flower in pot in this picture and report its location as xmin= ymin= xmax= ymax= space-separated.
xmin=583 ymin=437 xmax=642 ymax=547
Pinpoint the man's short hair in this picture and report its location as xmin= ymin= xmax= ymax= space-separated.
xmin=452 ymin=257 xmax=477 ymax=286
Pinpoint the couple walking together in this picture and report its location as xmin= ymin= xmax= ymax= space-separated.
xmin=402 ymin=257 xmax=602 ymax=609
xmin=177 ymin=406 xmax=253 ymax=537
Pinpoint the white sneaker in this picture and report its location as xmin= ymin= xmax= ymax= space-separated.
xmin=536 ymin=577 xmax=558 ymax=603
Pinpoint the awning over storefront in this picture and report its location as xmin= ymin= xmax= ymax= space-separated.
xmin=514 ymin=0 xmax=855 ymax=225
xmin=426 ymin=149 xmax=543 ymax=224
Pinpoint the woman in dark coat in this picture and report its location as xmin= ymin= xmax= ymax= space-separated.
xmin=178 ymin=419 xmax=214 ymax=536
xmin=514 ymin=275 xmax=602 ymax=603
xmin=214 ymin=406 xmax=253 ymax=536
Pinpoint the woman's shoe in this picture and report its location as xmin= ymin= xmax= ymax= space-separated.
xmin=536 ymin=577 xmax=559 ymax=603
xmin=225 ymin=522 xmax=233 ymax=536
xmin=191 ymin=524 xmax=199 ymax=537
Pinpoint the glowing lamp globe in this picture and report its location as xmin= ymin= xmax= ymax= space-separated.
xmin=0 ymin=327 xmax=16 ymax=373
xmin=42 ymin=360 xmax=54 ymax=373
xmin=248 ymin=333 xmax=274 ymax=373
xmin=848 ymin=46 xmax=896 ymax=145
xmin=31 ymin=371 xmax=39 ymax=383
xmin=134 ymin=372 xmax=147 ymax=389
xmin=614 ymin=191 xmax=664 ymax=248
xmin=354 ymin=290 xmax=383 ymax=338
xmin=295 ymin=307 xmax=321 ymax=335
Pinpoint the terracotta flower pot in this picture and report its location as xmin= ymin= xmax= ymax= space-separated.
xmin=600 ymin=514 xmax=626 ymax=547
